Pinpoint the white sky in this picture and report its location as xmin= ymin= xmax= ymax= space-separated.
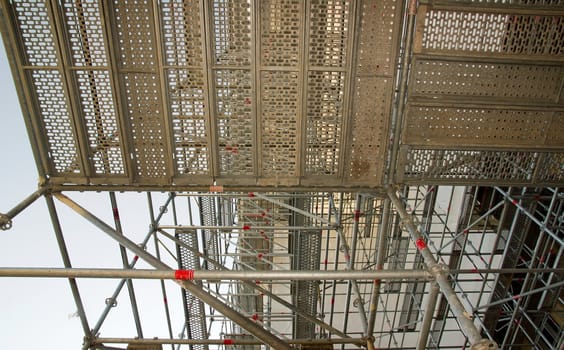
xmin=0 ymin=36 xmax=189 ymax=349
xmin=0 ymin=34 xmax=85 ymax=348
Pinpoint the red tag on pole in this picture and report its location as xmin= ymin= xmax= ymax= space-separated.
xmin=174 ymin=269 xmax=194 ymax=280
xmin=415 ymin=238 xmax=427 ymax=250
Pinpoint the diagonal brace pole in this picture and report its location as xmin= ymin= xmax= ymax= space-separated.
xmin=54 ymin=193 xmax=292 ymax=350
xmin=387 ymin=186 xmax=498 ymax=350
xmin=1 ymin=186 xmax=48 ymax=230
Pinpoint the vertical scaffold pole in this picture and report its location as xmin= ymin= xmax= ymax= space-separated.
xmin=387 ymin=186 xmax=498 ymax=350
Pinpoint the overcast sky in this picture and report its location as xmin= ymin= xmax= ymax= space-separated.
xmin=0 ymin=35 xmax=189 ymax=350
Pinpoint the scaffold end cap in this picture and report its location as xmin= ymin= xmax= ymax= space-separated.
xmin=0 ymin=213 xmax=12 ymax=231
xmin=470 ymin=339 xmax=498 ymax=350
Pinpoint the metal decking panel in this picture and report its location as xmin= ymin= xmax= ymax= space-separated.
xmin=1 ymin=0 xmax=564 ymax=192
xmin=175 ymin=228 xmax=209 ymax=350
xmin=398 ymin=4 xmax=564 ymax=185
xmin=292 ymin=230 xmax=322 ymax=339
xmin=0 ymin=0 xmax=403 ymax=191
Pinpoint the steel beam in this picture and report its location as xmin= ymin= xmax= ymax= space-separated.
xmin=388 ymin=0 xmax=417 ymax=184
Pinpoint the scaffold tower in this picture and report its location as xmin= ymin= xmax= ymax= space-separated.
xmin=0 ymin=0 xmax=562 ymax=349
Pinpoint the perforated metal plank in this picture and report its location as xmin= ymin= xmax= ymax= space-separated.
xmin=397 ymin=3 xmax=564 ymax=186
xmin=160 ymin=0 xmax=211 ymax=178
xmin=175 ymin=228 xmax=209 ymax=350
xmin=408 ymin=58 xmax=564 ymax=105
xmin=292 ymin=230 xmax=322 ymax=339
xmin=9 ymin=0 xmax=83 ymax=177
xmin=345 ymin=0 xmax=402 ymax=186
xmin=403 ymin=104 xmax=563 ymax=148
xmin=414 ymin=5 xmax=564 ymax=60
xmin=398 ymin=147 xmax=564 ymax=185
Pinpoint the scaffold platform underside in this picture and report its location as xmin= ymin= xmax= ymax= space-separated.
xmin=0 ymin=1 xmax=563 ymax=350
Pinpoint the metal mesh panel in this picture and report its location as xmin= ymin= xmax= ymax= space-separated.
xmin=168 ymin=69 xmax=209 ymax=175
xmin=293 ymin=230 xmax=322 ymax=339
xmin=30 ymin=70 xmax=80 ymax=174
xmin=347 ymin=77 xmax=391 ymax=182
xmin=308 ymin=0 xmax=351 ymax=68
xmin=161 ymin=0 xmax=203 ymax=67
xmin=211 ymin=0 xmax=251 ymax=66
xmin=547 ymin=112 xmax=564 ymax=146
xmin=123 ymin=73 xmax=168 ymax=178
xmin=420 ymin=9 xmax=564 ymax=56
xmin=216 ymin=69 xmax=254 ymax=176
xmin=198 ymin=197 xmax=220 ymax=272
xmin=449 ymin=0 xmax=564 ymax=4
xmin=357 ymin=0 xmax=400 ymax=76
xmin=113 ymin=0 xmax=168 ymax=179
xmin=12 ymin=0 xmax=58 ymax=66
xmin=260 ymin=0 xmax=301 ymax=67
xmin=537 ymin=153 xmax=564 ymax=183
xmin=113 ymin=0 xmax=157 ymax=68
xmin=62 ymin=0 xmax=108 ymax=67
xmin=161 ymin=2 xmax=209 ymax=176
xmin=404 ymin=106 xmax=554 ymax=147
xmin=261 ymin=71 xmax=298 ymax=176
xmin=75 ymin=70 xmax=125 ymax=175
xmin=306 ymin=71 xmax=345 ymax=175
xmin=346 ymin=0 xmax=400 ymax=184
xmin=399 ymin=148 xmax=540 ymax=183
xmin=175 ymin=229 xmax=208 ymax=350
xmin=411 ymin=59 xmax=563 ymax=103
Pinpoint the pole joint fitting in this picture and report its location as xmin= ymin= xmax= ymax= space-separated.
xmin=470 ymin=339 xmax=498 ymax=350
xmin=429 ymin=263 xmax=448 ymax=277
xmin=0 ymin=213 xmax=12 ymax=230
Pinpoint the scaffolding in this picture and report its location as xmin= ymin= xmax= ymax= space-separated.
xmin=0 ymin=0 xmax=563 ymax=349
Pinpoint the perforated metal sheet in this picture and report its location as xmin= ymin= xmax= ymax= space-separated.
xmin=404 ymin=105 xmax=559 ymax=147
xmin=398 ymin=147 xmax=564 ymax=185
xmin=2 ymin=0 xmax=563 ymax=190
xmin=1 ymin=0 xmax=403 ymax=190
xmin=415 ymin=7 xmax=564 ymax=57
xmin=293 ymin=230 xmax=322 ymax=339
xmin=410 ymin=59 xmax=563 ymax=103
xmin=305 ymin=71 xmax=345 ymax=175
xmin=175 ymin=229 xmax=209 ymax=350
xmin=261 ymin=71 xmax=299 ymax=177
xmin=260 ymin=0 xmax=301 ymax=67
xmin=397 ymin=4 xmax=564 ymax=185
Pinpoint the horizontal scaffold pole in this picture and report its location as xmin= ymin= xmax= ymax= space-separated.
xmin=0 ymin=267 xmax=431 ymax=281
xmin=93 ymin=337 xmax=366 ymax=346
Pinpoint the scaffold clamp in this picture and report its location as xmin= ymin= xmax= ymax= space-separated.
xmin=470 ymin=339 xmax=498 ymax=350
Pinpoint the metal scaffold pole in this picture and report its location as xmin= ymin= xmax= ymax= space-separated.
xmin=0 ymin=267 xmax=431 ymax=281
xmin=1 ymin=186 xmax=48 ymax=230
xmin=53 ymin=193 xmax=294 ymax=350
xmin=387 ymin=186 xmax=498 ymax=350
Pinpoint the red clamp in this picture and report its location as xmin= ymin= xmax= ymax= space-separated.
xmin=415 ymin=238 xmax=427 ymax=251
xmin=223 ymin=339 xmax=234 ymax=345
xmin=175 ymin=269 xmax=194 ymax=280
